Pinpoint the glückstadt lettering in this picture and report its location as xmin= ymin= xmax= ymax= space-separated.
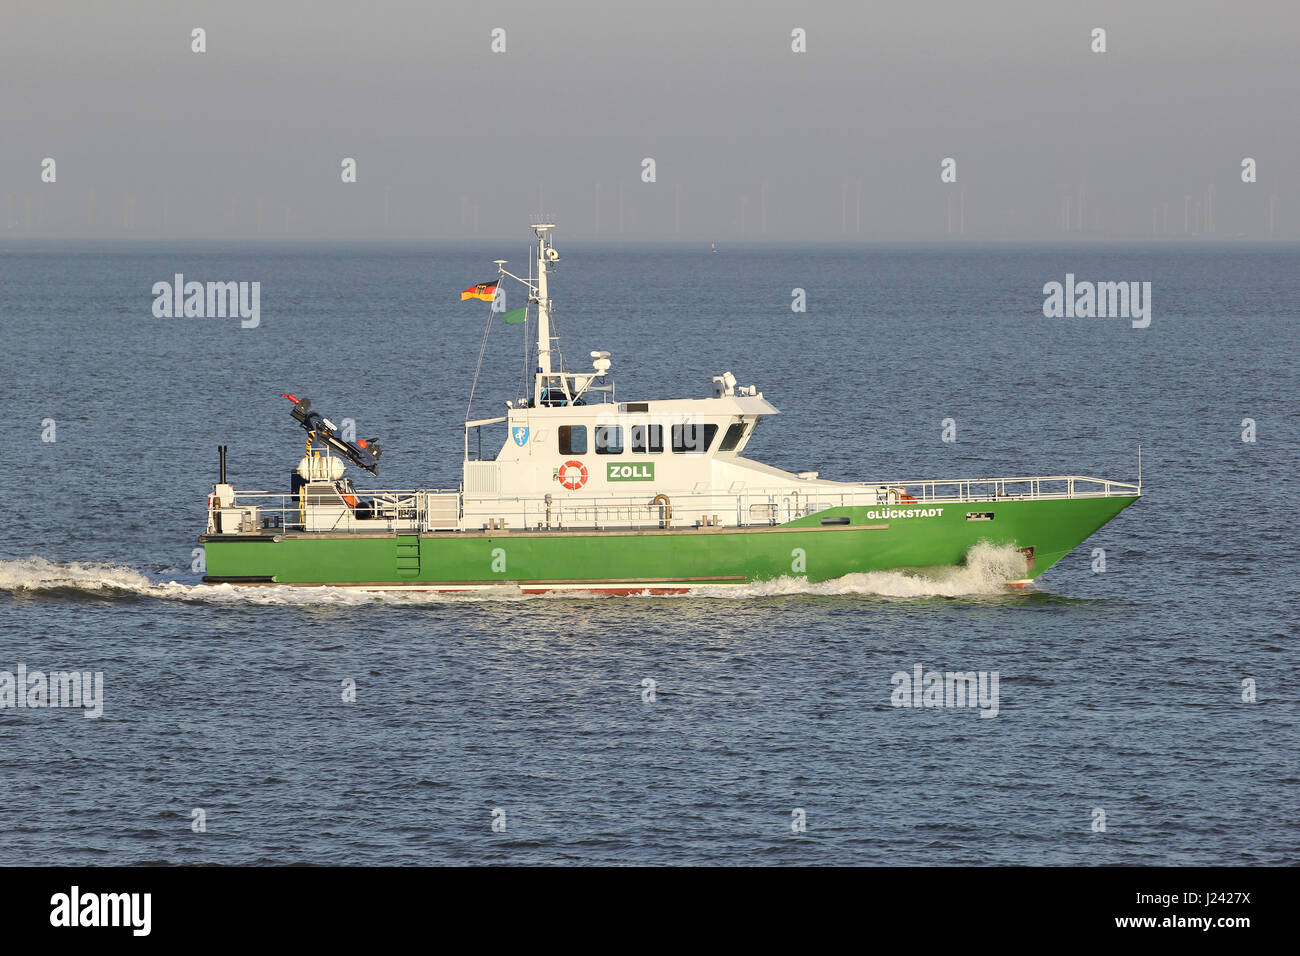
xmin=1042 ymin=273 xmax=1152 ymax=328
xmin=0 ymin=664 xmax=103 ymax=718
xmin=49 ymin=886 xmax=151 ymax=936
xmin=865 ymin=507 xmax=944 ymax=520
xmin=890 ymin=663 xmax=999 ymax=718
xmin=152 ymin=274 xmax=260 ymax=328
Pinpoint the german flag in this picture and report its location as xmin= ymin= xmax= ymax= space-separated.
xmin=461 ymin=280 xmax=499 ymax=302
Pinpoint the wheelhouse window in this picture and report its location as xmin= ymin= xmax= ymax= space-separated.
xmin=630 ymin=424 xmax=663 ymax=453
xmin=672 ymin=422 xmax=719 ymax=454
xmin=595 ymin=425 xmax=624 ymax=455
xmin=559 ymin=425 xmax=587 ymax=455
xmin=718 ymin=421 xmax=747 ymax=452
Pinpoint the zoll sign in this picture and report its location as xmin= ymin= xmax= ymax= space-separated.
xmin=607 ymin=462 xmax=655 ymax=481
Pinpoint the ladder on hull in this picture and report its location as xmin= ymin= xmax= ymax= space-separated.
xmin=395 ymin=535 xmax=421 ymax=578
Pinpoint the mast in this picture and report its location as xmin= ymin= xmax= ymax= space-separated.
xmin=532 ymin=223 xmax=557 ymax=406
xmin=486 ymin=223 xmax=561 ymax=409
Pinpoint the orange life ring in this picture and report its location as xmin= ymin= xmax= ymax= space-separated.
xmin=557 ymin=460 xmax=588 ymax=490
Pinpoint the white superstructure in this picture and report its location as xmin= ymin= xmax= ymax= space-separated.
xmin=458 ymin=224 xmax=874 ymax=530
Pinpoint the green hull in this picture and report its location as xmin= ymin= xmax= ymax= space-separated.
xmin=201 ymin=495 xmax=1138 ymax=591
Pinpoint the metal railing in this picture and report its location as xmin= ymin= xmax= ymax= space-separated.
xmin=461 ymin=475 xmax=1140 ymax=532
xmin=207 ymin=489 xmax=458 ymax=535
xmin=865 ymin=475 xmax=1141 ymax=503
xmin=209 ymin=474 xmax=1140 ymax=535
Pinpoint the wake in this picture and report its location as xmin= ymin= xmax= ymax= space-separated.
xmin=692 ymin=541 xmax=1030 ymax=599
xmin=0 ymin=542 xmax=1030 ymax=605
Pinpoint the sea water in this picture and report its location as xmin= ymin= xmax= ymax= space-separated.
xmin=0 ymin=241 xmax=1295 ymax=864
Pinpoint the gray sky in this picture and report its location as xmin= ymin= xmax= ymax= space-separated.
xmin=2 ymin=0 xmax=1295 ymax=240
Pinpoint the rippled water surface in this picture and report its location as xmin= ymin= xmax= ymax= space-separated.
xmin=0 ymin=241 xmax=1295 ymax=864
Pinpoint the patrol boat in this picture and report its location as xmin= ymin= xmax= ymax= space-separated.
xmin=200 ymin=223 xmax=1140 ymax=593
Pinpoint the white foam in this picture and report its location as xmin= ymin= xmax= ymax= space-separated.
xmin=0 ymin=556 xmax=156 ymax=593
xmin=688 ymin=540 xmax=1030 ymax=599
xmin=0 ymin=541 xmax=1030 ymax=605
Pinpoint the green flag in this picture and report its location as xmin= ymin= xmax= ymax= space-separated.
xmin=502 ymin=307 xmax=526 ymax=324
